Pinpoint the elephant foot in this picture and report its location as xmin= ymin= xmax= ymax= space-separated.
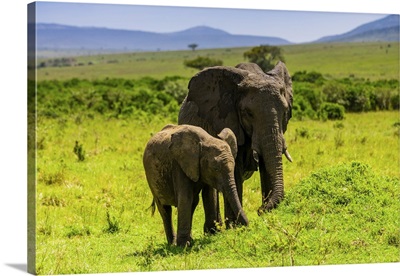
xmin=203 ymin=220 xmax=223 ymax=234
xmin=176 ymin=236 xmax=193 ymax=247
xmin=225 ymin=218 xmax=248 ymax=229
xmin=257 ymin=206 xmax=266 ymax=216
xmin=257 ymin=201 xmax=276 ymax=215
xmin=225 ymin=219 xmax=236 ymax=229
xmin=167 ymin=234 xmax=177 ymax=245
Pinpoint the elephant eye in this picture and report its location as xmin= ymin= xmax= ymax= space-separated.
xmin=242 ymin=108 xmax=253 ymax=118
xmin=212 ymin=158 xmax=221 ymax=172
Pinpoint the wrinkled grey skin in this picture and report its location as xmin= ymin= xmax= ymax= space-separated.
xmin=178 ymin=62 xmax=293 ymax=232
xmin=143 ymin=124 xmax=249 ymax=247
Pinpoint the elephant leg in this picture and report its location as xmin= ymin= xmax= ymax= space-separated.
xmin=189 ymin=192 xmax=200 ymax=241
xmin=177 ymin=199 xmax=194 ymax=246
xmin=202 ymin=185 xmax=222 ymax=234
xmin=176 ymin=189 xmax=195 ymax=247
xmin=155 ymin=200 xmax=175 ymax=245
xmin=177 ymin=191 xmax=200 ymax=246
xmin=174 ymin=167 xmax=195 ymax=247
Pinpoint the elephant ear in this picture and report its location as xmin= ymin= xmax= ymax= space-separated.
xmin=181 ymin=66 xmax=248 ymax=146
xmin=266 ymin=61 xmax=293 ymax=133
xmin=169 ymin=128 xmax=201 ymax=183
xmin=217 ymin=128 xmax=238 ymax=159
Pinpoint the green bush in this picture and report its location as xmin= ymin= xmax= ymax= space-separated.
xmin=292 ymin=95 xmax=317 ymax=120
xmin=344 ymin=86 xmax=373 ymax=112
xmin=35 ymin=74 xmax=398 ymax=122
xmin=292 ymin=70 xmax=325 ymax=84
xmin=36 ymin=77 xmax=186 ymax=120
xmin=318 ymin=102 xmax=345 ymax=120
xmin=321 ymin=78 xmax=399 ymax=112
xmin=390 ymin=92 xmax=399 ymax=110
xmin=293 ymin=82 xmax=324 ymax=111
xmin=183 ymin=56 xmax=223 ymax=70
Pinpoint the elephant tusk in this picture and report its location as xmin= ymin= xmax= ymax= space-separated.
xmin=284 ymin=149 xmax=293 ymax=163
xmin=252 ymin=150 xmax=259 ymax=164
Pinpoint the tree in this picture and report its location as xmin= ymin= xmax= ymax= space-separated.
xmin=188 ymin=43 xmax=198 ymax=51
xmin=243 ymin=45 xmax=285 ymax=72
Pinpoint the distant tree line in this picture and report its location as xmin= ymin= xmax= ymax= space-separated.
xmin=33 ymin=71 xmax=398 ymax=124
xmin=33 ymin=76 xmax=188 ymax=121
xmin=38 ymin=58 xmax=77 ymax=68
xmin=292 ymin=71 xmax=399 ymax=120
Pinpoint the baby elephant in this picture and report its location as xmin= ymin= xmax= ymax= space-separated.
xmin=143 ymin=124 xmax=249 ymax=247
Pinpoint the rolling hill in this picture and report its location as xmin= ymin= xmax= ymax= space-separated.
xmin=315 ymin=14 xmax=399 ymax=43
xmin=34 ymin=23 xmax=292 ymax=52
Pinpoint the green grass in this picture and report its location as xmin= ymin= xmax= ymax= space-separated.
xmin=35 ymin=111 xmax=399 ymax=274
xmin=33 ymin=41 xmax=400 ymax=274
xmin=36 ymin=42 xmax=399 ymax=81
xmin=283 ymin=42 xmax=399 ymax=80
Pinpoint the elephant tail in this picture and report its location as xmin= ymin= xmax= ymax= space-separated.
xmin=147 ymin=199 xmax=156 ymax=216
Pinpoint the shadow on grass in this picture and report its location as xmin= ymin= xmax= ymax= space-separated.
xmin=124 ymin=233 xmax=215 ymax=260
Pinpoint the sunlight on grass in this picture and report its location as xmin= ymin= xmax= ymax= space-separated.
xmin=35 ymin=111 xmax=399 ymax=274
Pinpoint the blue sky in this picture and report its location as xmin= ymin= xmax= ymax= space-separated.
xmin=34 ymin=1 xmax=389 ymax=43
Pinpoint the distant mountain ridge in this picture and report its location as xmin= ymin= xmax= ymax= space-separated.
xmin=34 ymin=23 xmax=292 ymax=52
xmin=32 ymin=14 xmax=399 ymax=55
xmin=315 ymin=14 xmax=399 ymax=43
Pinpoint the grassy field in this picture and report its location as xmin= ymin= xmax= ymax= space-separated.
xmin=32 ymin=41 xmax=400 ymax=274
xmin=35 ymin=111 xmax=399 ymax=274
xmin=36 ymin=42 xmax=399 ymax=81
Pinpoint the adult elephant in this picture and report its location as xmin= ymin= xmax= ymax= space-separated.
xmin=178 ymin=62 xmax=293 ymax=232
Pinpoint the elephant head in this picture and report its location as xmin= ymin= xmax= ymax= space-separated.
xmin=169 ymin=125 xmax=248 ymax=226
xmin=178 ymin=62 xmax=293 ymax=214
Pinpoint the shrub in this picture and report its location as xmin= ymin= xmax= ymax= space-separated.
xmin=318 ymin=102 xmax=345 ymax=121
xmin=295 ymin=127 xmax=310 ymax=140
xmin=390 ymin=93 xmax=399 ymax=110
xmin=344 ymin=86 xmax=372 ymax=112
xmin=73 ymin=141 xmax=85 ymax=161
xmin=321 ymin=78 xmax=399 ymax=112
xmin=293 ymin=82 xmax=324 ymax=111
xmin=183 ymin=56 xmax=223 ymax=70
xmin=292 ymin=95 xmax=316 ymax=120
xmin=372 ymin=88 xmax=391 ymax=110
xmin=292 ymin=70 xmax=325 ymax=84
xmin=163 ymin=78 xmax=188 ymax=104
xmin=322 ymin=82 xmax=348 ymax=109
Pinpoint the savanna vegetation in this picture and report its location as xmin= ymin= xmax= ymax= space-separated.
xmin=31 ymin=42 xmax=400 ymax=274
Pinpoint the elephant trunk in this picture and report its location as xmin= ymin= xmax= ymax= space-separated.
xmin=223 ymin=176 xmax=249 ymax=226
xmin=256 ymin=128 xmax=285 ymax=214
